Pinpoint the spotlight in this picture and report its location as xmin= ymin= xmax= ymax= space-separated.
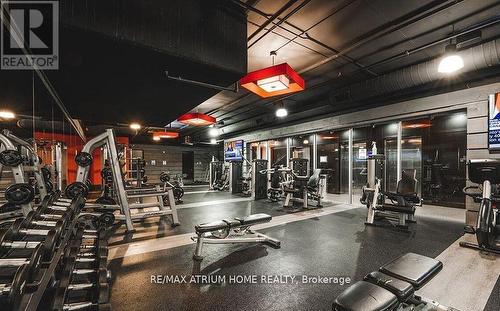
xmin=153 ymin=136 xmax=160 ymax=141
xmin=438 ymin=44 xmax=464 ymax=74
xmin=210 ymin=138 xmax=217 ymax=145
xmin=208 ymin=127 xmax=220 ymax=137
xmin=276 ymin=108 xmax=288 ymax=118
xmin=0 ymin=110 xmax=15 ymax=119
xmin=303 ymin=139 xmax=309 ymax=144
xmin=130 ymin=123 xmax=141 ymax=130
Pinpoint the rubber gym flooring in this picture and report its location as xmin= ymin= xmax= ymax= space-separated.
xmin=484 ymin=276 xmax=500 ymax=311
xmin=107 ymin=201 xmax=466 ymax=311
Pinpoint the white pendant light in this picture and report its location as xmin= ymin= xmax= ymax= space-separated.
xmin=438 ymin=44 xmax=464 ymax=74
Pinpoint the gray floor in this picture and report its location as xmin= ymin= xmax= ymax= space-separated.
xmin=108 ymin=205 xmax=466 ymax=311
xmin=484 ymin=276 xmax=500 ymax=311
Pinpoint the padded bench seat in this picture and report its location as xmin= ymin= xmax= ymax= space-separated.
xmin=195 ymin=214 xmax=272 ymax=234
xmin=379 ymin=204 xmax=415 ymax=214
xmin=333 ymin=281 xmax=398 ymax=311
xmin=379 ymin=252 xmax=442 ymax=289
xmin=364 ymin=271 xmax=414 ymax=302
xmin=332 ymin=253 xmax=442 ymax=311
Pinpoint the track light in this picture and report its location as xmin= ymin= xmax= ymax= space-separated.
xmin=438 ymin=44 xmax=464 ymax=74
xmin=130 ymin=123 xmax=141 ymax=130
xmin=0 ymin=110 xmax=15 ymax=119
xmin=276 ymin=108 xmax=288 ymax=118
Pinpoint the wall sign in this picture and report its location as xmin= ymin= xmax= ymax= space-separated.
xmin=488 ymin=93 xmax=500 ymax=150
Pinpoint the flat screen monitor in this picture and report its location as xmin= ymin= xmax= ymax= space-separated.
xmin=488 ymin=93 xmax=500 ymax=150
xmin=224 ymin=140 xmax=244 ymax=161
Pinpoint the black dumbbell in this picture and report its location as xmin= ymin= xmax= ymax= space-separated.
xmin=0 ymin=245 xmax=44 ymax=292
xmin=0 ymin=264 xmax=29 ymax=308
xmin=0 ymin=227 xmax=58 ymax=262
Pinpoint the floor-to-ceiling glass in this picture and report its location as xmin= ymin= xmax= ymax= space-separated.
xmin=316 ymin=130 xmax=349 ymax=203
xmin=290 ymin=134 xmax=314 ymax=175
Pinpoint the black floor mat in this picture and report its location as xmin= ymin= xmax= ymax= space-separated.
xmin=108 ymin=207 xmax=464 ymax=311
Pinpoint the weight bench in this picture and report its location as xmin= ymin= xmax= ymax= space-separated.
xmin=192 ymin=213 xmax=281 ymax=261
xmin=333 ymin=253 xmax=458 ymax=311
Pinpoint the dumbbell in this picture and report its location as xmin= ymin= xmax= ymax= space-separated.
xmin=0 ymin=264 xmax=29 ymax=307
xmin=24 ymin=210 xmax=71 ymax=232
xmin=34 ymin=204 xmax=75 ymax=222
xmin=0 ymin=227 xmax=58 ymax=262
xmin=0 ymin=245 xmax=43 ymax=293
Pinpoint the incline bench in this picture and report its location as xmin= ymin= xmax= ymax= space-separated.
xmin=333 ymin=253 xmax=460 ymax=311
xmin=192 ymin=213 xmax=281 ymax=261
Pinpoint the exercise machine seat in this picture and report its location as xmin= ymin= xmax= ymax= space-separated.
xmin=195 ymin=220 xmax=228 ymax=234
xmin=379 ymin=204 xmax=415 ymax=214
xmin=364 ymin=271 xmax=414 ymax=302
xmin=332 ymin=281 xmax=398 ymax=311
xmin=235 ymin=213 xmax=272 ymax=225
xmin=379 ymin=253 xmax=442 ymax=289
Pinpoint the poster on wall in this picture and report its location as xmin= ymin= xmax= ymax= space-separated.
xmin=488 ymin=93 xmax=500 ymax=151
xmin=224 ymin=140 xmax=244 ymax=161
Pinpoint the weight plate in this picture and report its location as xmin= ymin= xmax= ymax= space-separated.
xmin=159 ymin=172 xmax=170 ymax=183
xmin=173 ymin=187 xmax=184 ymax=200
xmin=41 ymin=166 xmax=51 ymax=180
xmin=5 ymin=183 xmax=35 ymax=205
xmin=42 ymin=230 xmax=57 ymax=262
xmin=98 ymin=213 xmax=115 ymax=227
xmin=45 ymin=180 xmax=54 ymax=193
xmin=75 ymin=152 xmax=93 ymax=167
xmin=65 ymin=182 xmax=89 ymax=199
xmin=0 ymin=149 xmax=23 ymax=166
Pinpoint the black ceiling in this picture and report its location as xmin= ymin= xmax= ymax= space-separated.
xmin=1 ymin=0 xmax=500 ymax=144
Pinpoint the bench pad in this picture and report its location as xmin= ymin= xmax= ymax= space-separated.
xmin=332 ymin=281 xmax=399 ymax=311
xmin=364 ymin=271 xmax=414 ymax=302
xmin=235 ymin=213 xmax=272 ymax=225
xmin=379 ymin=253 xmax=442 ymax=289
xmin=379 ymin=204 xmax=415 ymax=214
xmin=195 ymin=220 xmax=228 ymax=234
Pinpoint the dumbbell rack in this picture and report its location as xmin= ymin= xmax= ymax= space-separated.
xmin=51 ymin=224 xmax=111 ymax=310
xmin=8 ymin=200 xmax=83 ymax=310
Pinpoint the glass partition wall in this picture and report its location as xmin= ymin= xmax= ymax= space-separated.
xmin=240 ymin=109 xmax=466 ymax=207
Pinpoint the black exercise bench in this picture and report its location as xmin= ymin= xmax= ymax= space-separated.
xmin=333 ymin=253 xmax=459 ymax=311
xmin=192 ymin=213 xmax=281 ymax=261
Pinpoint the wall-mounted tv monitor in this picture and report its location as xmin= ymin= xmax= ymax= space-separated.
xmin=488 ymin=93 xmax=500 ymax=151
xmin=224 ymin=140 xmax=244 ymax=161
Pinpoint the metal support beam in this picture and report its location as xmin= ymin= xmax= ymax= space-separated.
xmin=397 ymin=121 xmax=402 ymax=182
xmin=165 ymin=71 xmax=238 ymax=93
xmin=313 ymin=134 xmax=318 ymax=170
xmin=348 ymin=129 xmax=353 ymax=205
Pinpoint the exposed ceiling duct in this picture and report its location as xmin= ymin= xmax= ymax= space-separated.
xmin=329 ymin=37 xmax=500 ymax=108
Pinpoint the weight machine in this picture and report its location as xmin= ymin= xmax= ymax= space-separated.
xmin=66 ymin=129 xmax=179 ymax=232
xmin=0 ymin=132 xmax=33 ymax=216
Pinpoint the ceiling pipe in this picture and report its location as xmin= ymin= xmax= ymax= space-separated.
xmin=248 ymin=0 xmax=312 ymax=49
xmin=210 ymin=15 xmax=500 ymax=126
xmin=247 ymin=0 xmax=299 ymax=43
xmin=204 ymin=0 xmax=468 ymax=122
xmin=220 ymin=37 xmax=500 ymax=134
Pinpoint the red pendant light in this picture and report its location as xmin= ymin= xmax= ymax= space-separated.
xmin=177 ymin=113 xmax=216 ymax=126
xmin=152 ymin=131 xmax=179 ymax=139
xmin=240 ymin=63 xmax=305 ymax=98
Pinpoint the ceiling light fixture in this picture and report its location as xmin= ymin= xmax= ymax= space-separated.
xmin=240 ymin=51 xmax=305 ymax=98
xmin=210 ymin=138 xmax=217 ymax=145
xmin=438 ymin=43 xmax=464 ymax=74
xmin=130 ymin=123 xmax=141 ymax=130
xmin=178 ymin=112 xmax=216 ymax=126
xmin=153 ymin=131 xmax=179 ymax=139
xmin=208 ymin=126 xmax=220 ymax=137
xmin=153 ymin=136 xmax=161 ymax=141
xmin=0 ymin=110 xmax=15 ymax=119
